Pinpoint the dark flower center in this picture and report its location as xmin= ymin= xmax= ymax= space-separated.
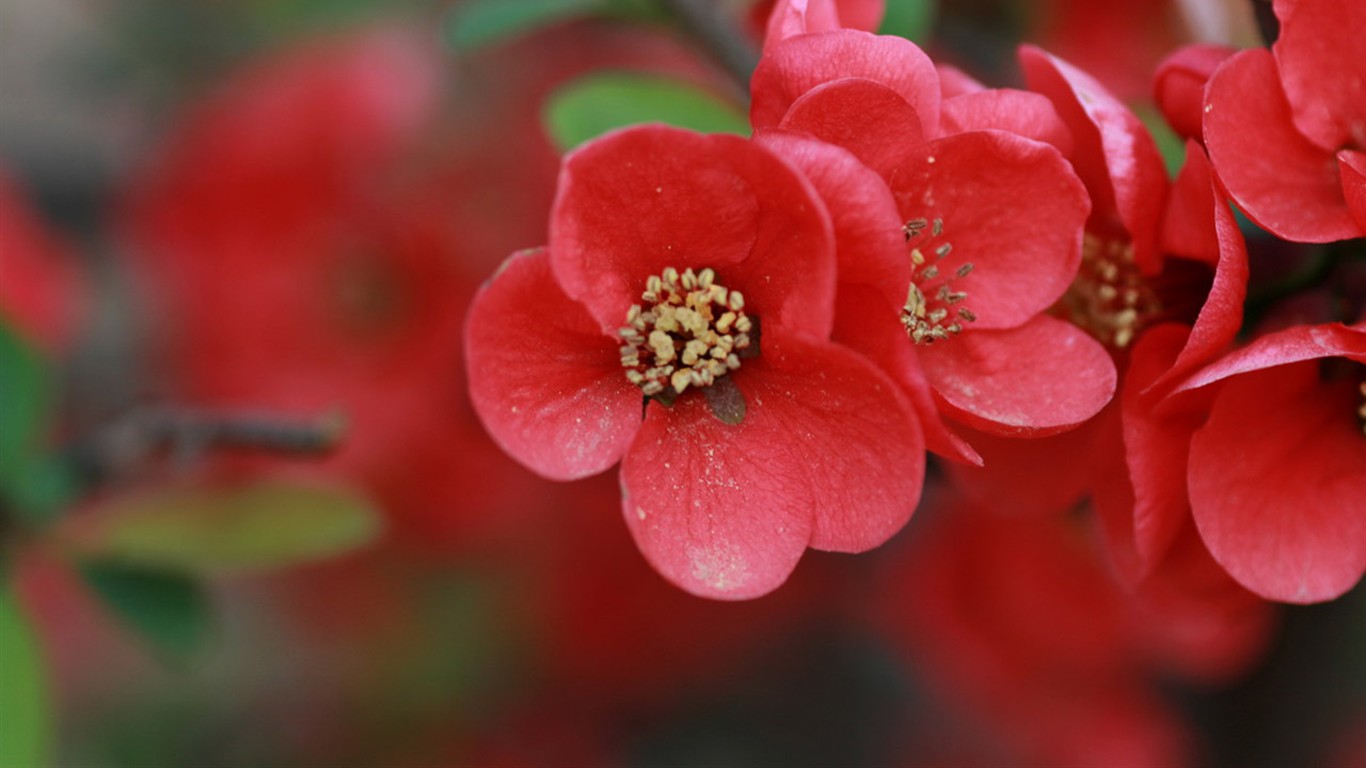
xmin=901 ymin=217 xmax=977 ymax=345
xmin=618 ymin=267 xmax=752 ymax=396
xmin=1058 ymin=233 xmax=1162 ymax=350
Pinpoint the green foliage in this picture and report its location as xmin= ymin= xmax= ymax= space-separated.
xmin=64 ymin=482 xmax=382 ymax=574
xmin=544 ymin=73 xmax=749 ymax=152
xmin=446 ymin=0 xmax=662 ymax=51
xmin=0 ymin=588 xmax=52 ymax=768
xmin=447 ymin=0 xmax=600 ymax=50
xmin=80 ymin=563 xmax=213 ymax=664
xmin=0 ymin=322 xmax=71 ymax=526
xmin=0 ymin=323 xmax=48 ymax=493
xmin=879 ymin=0 xmax=936 ymax=42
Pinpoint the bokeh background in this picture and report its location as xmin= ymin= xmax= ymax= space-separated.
xmin=1 ymin=0 xmax=1363 ymax=766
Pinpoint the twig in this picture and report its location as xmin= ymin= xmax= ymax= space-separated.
xmin=657 ymin=0 xmax=760 ymax=93
xmin=68 ymin=407 xmax=346 ymax=488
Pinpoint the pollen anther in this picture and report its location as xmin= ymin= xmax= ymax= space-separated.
xmin=901 ymin=217 xmax=977 ymax=345
xmin=620 ymin=267 xmax=754 ymax=396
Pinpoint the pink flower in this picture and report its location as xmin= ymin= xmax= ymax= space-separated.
xmin=1203 ymin=0 xmax=1366 ymax=242
xmin=465 ymin=126 xmax=924 ymax=599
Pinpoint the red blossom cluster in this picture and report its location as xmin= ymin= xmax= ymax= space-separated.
xmin=466 ymin=0 xmax=1364 ymax=605
xmin=3 ymin=0 xmax=1363 ymax=763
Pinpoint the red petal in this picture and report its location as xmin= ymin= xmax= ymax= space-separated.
xmin=1339 ymin=149 xmax=1366 ymax=234
xmin=778 ymin=78 xmax=926 ymax=179
xmin=946 ymin=419 xmax=1101 ymax=516
xmin=1134 ymin=522 xmax=1277 ymax=684
xmin=833 ymin=0 xmax=885 ymax=32
xmin=887 ymin=131 xmax=1089 ymax=329
xmin=1152 ymin=44 xmax=1236 ymax=142
xmin=465 ymin=249 xmax=642 ymax=481
xmin=1122 ymin=324 xmax=1205 ymax=576
xmin=939 ymin=89 xmax=1073 ymax=156
xmin=750 ymin=30 xmax=940 ymax=138
xmin=920 ymin=314 xmax=1117 ymax=436
xmin=936 ymin=63 xmax=985 ymax=98
xmin=761 ymin=0 xmax=885 ymax=50
xmin=832 ymin=285 xmax=980 ymax=465
xmin=763 ymin=0 xmax=840 ymax=52
xmin=1149 ymin=158 xmax=1249 ymax=395
xmin=1175 ymin=322 xmax=1366 ymax=393
xmin=0 ymin=171 xmax=84 ymax=353
xmin=1160 ymin=142 xmax=1219 ymax=265
xmin=1272 ymin=0 xmax=1366 ymax=152
xmin=1203 ymin=49 xmax=1360 ymax=243
xmin=550 ymin=126 xmax=836 ymax=339
xmin=754 ymin=130 xmax=911 ymax=310
xmin=1189 ymin=361 xmax=1366 ymax=603
xmin=621 ymin=330 xmax=924 ymax=599
xmin=1019 ymin=45 xmax=1168 ymax=274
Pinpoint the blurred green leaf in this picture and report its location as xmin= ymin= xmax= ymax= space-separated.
xmin=81 ymin=563 xmax=212 ymax=663
xmin=4 ymin=457 xmax=76 ymax=527
xmin=544 ymin=73 xmax=749 ymax=152
xmin=0 ymin=587 xmax=52 ymax=768
xmin=0 ymin=322 xmax=70 ymax=526
xmin=0 ymin=322 xmax=49 ymax=489
xmin=64 ymin=483 xmax=381 ymax=573
xmin=878 ymin=0 xmax=936 ymax=42
xmin=447 ymin=0 xmax=602 ymax=50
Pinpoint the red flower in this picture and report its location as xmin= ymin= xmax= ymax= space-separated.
xmin=1171 ymin=322 xmax=1366 ymax=603
xmin=120 ymin=28 xmax=552 ymax=550
xmin=465 ymin=126 xmax=924 ymax=599
xmin=122 ymin=23 xmax=723 ymax=551
xmin=0 ymin=169 xmax=84 ymax=354
xmin=1203 ymin=0 xmax=1366 ymax=242
xmin=749 ymin=31 xmax=1112 ymax=449
xmin=874 ymin=499 xmax=1243 ymax=768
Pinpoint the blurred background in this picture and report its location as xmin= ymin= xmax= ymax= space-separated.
xmin=1 ymin=0 xmax=1363 ymax=766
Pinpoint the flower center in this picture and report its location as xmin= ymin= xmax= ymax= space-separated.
xmin=1058 ymin=233 xmax=1162 ymax=349
xmin=619 ymin=267 xmax=752 ymax=397
xmin=901 ymin=217 xmax=977 ymax=345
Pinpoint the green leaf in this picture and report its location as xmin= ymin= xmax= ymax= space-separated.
xmin=0 ymin=587 xmax=52 ymax=768
xmin=878 ymin=0 xmax=936 ymax=42
xmin=447 ymin=0 xmax=602 ymax=50
xmin=81 ymin=563 xmax=212 ymax=663
xmin=1135 ymin=104 xmax=1187 ymax=178
xmin=0 ymin=322 xmax=50 ymax=490
xmin=63 ymin=482 xmax=382 ymax=574
xmin=543 ymin=73 xmax=749 ymax=152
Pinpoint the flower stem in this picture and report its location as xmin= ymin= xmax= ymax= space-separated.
xmin=657 ymin=0 xmax=759 ymax=94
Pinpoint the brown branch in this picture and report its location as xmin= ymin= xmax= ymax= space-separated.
xmin=68 ymin=407 xmax=347 ymax=487
xmin=657 ymin=0 xmax=760 ymax=94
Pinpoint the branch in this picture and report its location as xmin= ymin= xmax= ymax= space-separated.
xmin=68 ymin=407 xmax=346 ymax=487
xmin=657 ymin=0 xmax=760 ymax=93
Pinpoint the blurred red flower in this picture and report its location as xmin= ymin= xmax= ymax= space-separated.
xmin=0 ymin=169 xmax=84 ymax=354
